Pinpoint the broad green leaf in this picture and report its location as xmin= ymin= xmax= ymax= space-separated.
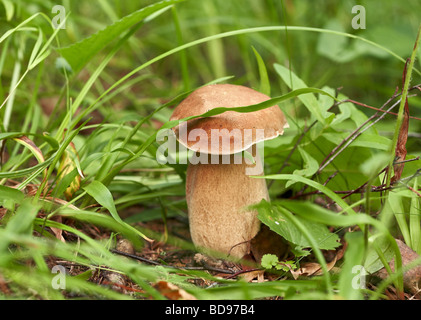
xmin=331 ymin=97 xmax=354 ymax=126
xmin=360 ymin=152 xmax=389 ymax=178
xmin=0 ymin=185 xmax=24 ymax=210
xmin=10 ymin=199 xmax=40 ymax=234
xmin=289 ymin=147 xmax=319 ymax=184
xmin=274 ymin=63 xmax=333 ymax=124
xmin=254 ymin=200 xmax=340 ymax=251
xmin=364 ymin=234 xmax=395 ymax=274
xmin=57 ymin=0 xmax=183 ymax=72
xmin=82 ymin=180 xmax=151 ymax=243
xmin=318 ymin=86 xmax=335 ymax=114
xmin=317 ymin=19 xmax=360 ymax=63
xmin=261 ymin=254 xmax=279 ymax=269
xmin=0 ymin=185 xmax=24 ymax=203
xmin=322 ymin=132 xmax=391 ymax=151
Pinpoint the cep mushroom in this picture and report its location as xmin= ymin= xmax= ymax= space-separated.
xmin=170 ymin=84 xmax=288 ymax=258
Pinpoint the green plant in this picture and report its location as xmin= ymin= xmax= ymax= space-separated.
xmin=0 ymin=0 xmax=420 ymax=301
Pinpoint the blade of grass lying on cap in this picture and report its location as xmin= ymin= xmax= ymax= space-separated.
xmin=65 ymin=25 xmax=414 ymax=138
xmin=99 ymin=76 xmax=234 ymax=186
xmin=100 ymin=87 xmax=337 ymax=187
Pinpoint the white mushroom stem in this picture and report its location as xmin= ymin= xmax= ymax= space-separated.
xmin=185 ymin=151 xmax=268 ymax=258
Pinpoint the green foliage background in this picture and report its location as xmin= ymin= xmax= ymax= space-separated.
xmin=0 ymin=0 xmax=420 ymax=300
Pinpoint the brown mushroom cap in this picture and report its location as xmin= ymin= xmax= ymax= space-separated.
xmin=170 ymin=84 xmax=288 ymax=155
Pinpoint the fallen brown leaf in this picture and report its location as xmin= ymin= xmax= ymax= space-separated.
xmin=154 ymin=281 xmax=197 ymax=300
xmin=238 ymin=269 xmax=265 ymax=282
xmin=50 ymin=216 xmax=65 ymax=243
xmin=290 ymin=254 xmax=338 ymax=280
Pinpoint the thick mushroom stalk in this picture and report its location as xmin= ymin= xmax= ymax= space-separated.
xmin=186 ymin=152 xmax=268 ymax=258
xmin=170 ymin=84 xmax=288 ymax=258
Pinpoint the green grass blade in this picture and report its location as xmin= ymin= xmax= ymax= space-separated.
xmin=252 ymin=46 xmax=271 ymax=96
xmin=57 ymin=0 xmax=184 ymax=73
xmin=409 ymin=178 xmax=421 ymax=254
xmin=338 ymin=232 xmax=365 ymax=300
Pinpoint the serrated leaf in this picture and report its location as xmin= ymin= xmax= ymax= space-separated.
xmin=261 ymin=254 xmax=279 ymax=269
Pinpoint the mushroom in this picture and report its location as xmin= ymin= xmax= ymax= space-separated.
xmin=170 ymin=84 xmax=288 ymax=258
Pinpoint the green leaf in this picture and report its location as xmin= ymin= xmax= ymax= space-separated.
xmin=0 ymin=185 xmax=24 ymax=204
xmin=364 ymin=234 xmax=395 ymax=274
xmin=261 ymin=254 xmax=279 ymax=269
xmin=1 ymin=0 xmax=14 ymax=21
xmin=386 ymin=192 xmax=411 ymax=248
xmin=274 ymin=63 xmax=333 ymax=124
xmin=316 ymin=19 xmax=360 ymax=63
xmin=83 ymin=180 xmax=121 ymax=223
xmin=2 ymin=199 xmax=40 ymax=249
xmin=82 ymin=180 xmax=151 ymax=243
xmin=254 ymin=200 xmax=341 ymax=251
xmin=359 ymin=152 xmax=390 ymax=178
xmin=289 ymin=147 xmax=319 ymax=184
xmin=56 ymin=209 xmax=145 ymax=248
xmin=252 ymin=46 xmax=270 ymax=96
xmin=161 ymin=87 xmax=337 ymax=132
xmin=322 ymin=132 xmax=391 ymax=151
xmin=57 ymin=0 xmax=183 ymax=72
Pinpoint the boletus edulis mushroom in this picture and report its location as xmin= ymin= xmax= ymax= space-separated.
xmin=170 ymin=84 xmax=288 ymax=258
